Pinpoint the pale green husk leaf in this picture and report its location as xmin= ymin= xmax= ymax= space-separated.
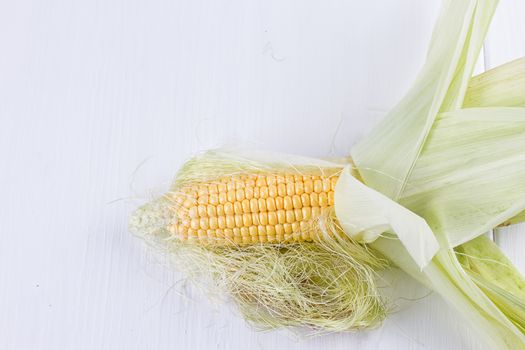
xmin=401 ymin=107 xmax=525 ymax=248
xmin=345 ymin=0 xmax=525 ymax=348
xmin=351 ymin=0 xmax=498 ymax=200
xmin=334 ymin=166 xmax=438 ymax=268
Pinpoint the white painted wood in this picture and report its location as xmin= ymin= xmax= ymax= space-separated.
xmin=485 ymin=0 xmax=525 ymax=275
xmin=0 ymin=1 xmax=522 ymax=349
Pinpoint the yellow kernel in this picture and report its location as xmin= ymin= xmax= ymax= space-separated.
xmin=331 ymin=176 xmax=338 ymax=191
xmin=190 ymin=218 xmax=199 ymax=230
xmin=312 ymin=207 xmax=321 ymax=218
xmin=250 ymin=198 xmax=259 ymax=213
xmin=183 ymin=198 xmax=196 ymax=208
xmin=242 ymin=199 xmax=251 ymax=213
xmin=218 ymin=192 xmax=227 ymax=204
xmin=188 ymin=228 xmax=197 ymax=238
xmin=314 ymin=179 xmax=323 ymax=193
xmin=197 ymin=195 xmax=208 ymax=205
xmin=283 ymin=196 xmax=293 ymax=210
xmin=227 ymin=190 xmax=236 ymax=203
xmin=235 ymin=180 xmax=245 ymax=190
xmin=301 ymin=193 xmax=310 ymax=207
xmin=256 ymin=176 xmax=267 ymax=187
xmin=266 ymin=197 xmax=276 ymax=211
xmin=217 ymin=204 xmax=224 ymax=216
xmin=235 ymin=214 xmax=243 ymax=227
xmin=277 ymin=210 xmax=286 ymax=224
xmin=198 ymin=229 xmax=207 ymax=240
xmin=242 ymin=236 xmax=251 ymax=244
xmin=285 ymin=175 xmax=294 ymax=183
xmin=217 ymin=183 xmax=227 ymax=192
xmin=283 ymin=223 xmax=292 ymax=234
xmin=276 ymin=234 xmax=284 ymax=242
xmin=198 ymin=205 xmax=207 ymax=217
xmin=253 ymin=187 xmax=260 ymax=198
xmin=234 ymin=202 xmax=243 ymax=215
xmin=302 ymin=207 xmax=312 ymax=220
xmin=267 ymin=212 xmax=277 ymax=225
xmin=199 ymin=217 xmax=209 ymax=230
xmin=292 ymin=195 xmax=302 ymax=209
xmin=236 ymin=189 xmax=245 ymax=201
xmin=226 ymin=215 xmax=235 ymax=229
xmin=286 ymin=182 xmax=295 ymax=196
xmin=295 ymin=181 xmax=304 ymax=195
xmin=207 ymin=205 xmax=216 ymax=217
xmin=209 ymin=217 xmax=218 ymax=229
xmin=243 ymin=213 xmax=252 ymax=227
xmin=181 ymin=217 xmax=190 ymax=227
xmin=224 ymin=228 xmax=234 ymax=240
xmin=252 ymin=213 xmax=260 ymax=225
xmin=209 ymin=193 xmax=219 ymax=205
xmin=260 ymin=186 xmax=269 ymax=199
xmin=224 ymin=202 xmax=234 ymax=215
xmin=259 ymin=235 xmax=268 ymax=243
xmin=310 ymin=193 xmax=319 ymax=206
xmin=216 ymin=229 xmax=224 ymax=239
xmin=208 ymin=184 xmax=218 ymax=194
xmin=322 ymin=179 xmax=331 ymax=192
xmin=304 ymin=180 xmax=313 ymax=194
xmin=249 ymin=226 xmax=258 ymax=236
xmin=188 ymin=206 xmax=199 ymax=218
xmin=292 ymin=222 xmax=300 ymax=233
xmin=198 ymin=184 xmax=208 ymax=195
xmin=266 ymin=175 xmax=276 ymax=186
xmin=319 ymin=192 xmax=328 ymax=207
xmin=259 ymin=212 xmax=268 ymax=225
xmin=268 ymin=185 xmax=278 ymax=197
xmin=245 ymin=179 xmax=255 ymax=188
xmin=233 ymin=227 xmax=241 ymax=237
xmin=275 ymin=197 xmax=284 ymax=210
xmin=277 ymin=183 xmax=287 ymax=197
xmin=258 ymin=198 xmax=267 ymax=212
xmin=275 ymin=224 xmax=284 ymax=235
xmin=286 ymin=210 xmax=295 ymax=223
xmin=328 ymin=191 xmax=334 ymax=206
xmin=227 ymin=181 xmax=235 ymax=192
xmin=294 ymin=208 xmax=303 ymax=221
xmin=258 ymin=225 xmax=266 ymax=235
xmin=245 ymin=187 xmax=254 ymax=200
xmin=218 ymin=216 xmax=226 ymax=229
xmin=267 ymin=235 xmax=276 ymax=243
xmin=241 ymin=227 xmax=250 ymax=236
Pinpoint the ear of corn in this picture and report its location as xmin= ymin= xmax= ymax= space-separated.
xmin=166 ymin=173 xmax=338 ymax=244
xmin=129 ymin=150 xmax=389 ymax=332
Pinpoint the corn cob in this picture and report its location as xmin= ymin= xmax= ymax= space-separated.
xmin=166 ymin=173 xmax=339 ymax=244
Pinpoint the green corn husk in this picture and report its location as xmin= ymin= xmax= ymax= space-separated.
xmin=343 ymin=0 xmax=525 ymax=348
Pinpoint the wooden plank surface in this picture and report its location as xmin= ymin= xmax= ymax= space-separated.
xmin=0 ymin=1 xmax=522 ymax=349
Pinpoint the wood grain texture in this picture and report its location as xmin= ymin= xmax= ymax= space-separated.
xmin=0 ymin=1 xmax=522 ymax=349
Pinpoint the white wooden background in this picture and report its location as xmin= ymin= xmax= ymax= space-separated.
xmin=1 ymin=1 xmax=524 ymax=349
